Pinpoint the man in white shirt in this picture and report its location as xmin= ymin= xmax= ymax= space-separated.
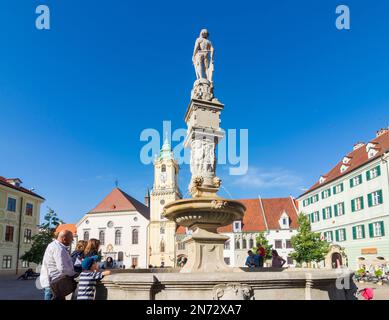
xmin=39 ymin=230 xmax=76 ymax=300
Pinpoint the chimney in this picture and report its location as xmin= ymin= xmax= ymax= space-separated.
xmin=376 ymin=128 xmax=389 ymax=137
xmin=353 ymin=142 xmax=364 ymax=151
xmin=144 ymin=188 xmax=150 ymax=207
xmin=6 ymin=178 xmax=22 ymax=187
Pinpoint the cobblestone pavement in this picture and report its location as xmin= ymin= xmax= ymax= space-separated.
xmin=0 ymin=275 xmax=43 ymax=300
xmin=0 ymin=275 xmax=388 ymax=300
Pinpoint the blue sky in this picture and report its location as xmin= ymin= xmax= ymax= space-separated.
xmin=0 ymin=0 xmax=388 ymax=223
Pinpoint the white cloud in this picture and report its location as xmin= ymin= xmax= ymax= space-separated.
xmin=228 ymin=166 xmax=303 ymax=189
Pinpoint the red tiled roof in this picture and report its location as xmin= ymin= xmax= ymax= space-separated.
xmin=300 ymin=129 xmax=389 ymax=197
xmin=177 ymin=197 xmax=298 ymax=234
xmin=261 ymin=197 xmax=299 ymax=229
xmin=55 ymin=224 xmax=77 ymax=236
xmin=0 ymin=176 xmax=45 ymax=200
xmin=89 ymin=188 xmax=150 ymax=219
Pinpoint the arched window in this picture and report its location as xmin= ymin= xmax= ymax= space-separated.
xmin=160 ymin=240 xmax=165 ymax=253
xmin=115 ymin=229 xmax=121 ymax=245
xmin=236 ymin=240 xmax=240 ymax=249
xmin=249 ymin=238 xmax=254 ymax=249
xmin=161 ymin=164 xmax=166 ymax=172
xmin=242 ymin=239 xmax=247 ymax=249
xmin=99 ymin=230 xmax=105 ymax=245
xmin=117 ymin=251 xmax=123 ymax=262
xmin=132 ymin=229 xmax=139 ymax=245
xmin=83 ymin=231 xmax=89 ymax=241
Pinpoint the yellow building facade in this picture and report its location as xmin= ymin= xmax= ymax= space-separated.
xmin=0 ymin=177 xmax=44 ymax=275
xmin=148 ymin=138 xmax=182 ymax=267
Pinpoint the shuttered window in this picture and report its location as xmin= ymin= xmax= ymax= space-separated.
xmin=368 ymin=190 xmax=383 ymax=207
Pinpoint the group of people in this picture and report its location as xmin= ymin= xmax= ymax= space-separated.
xmin=40 ymin=230 xmax=111 ymax=300
xmin=245 ymin=244 xmax=286 ymax=268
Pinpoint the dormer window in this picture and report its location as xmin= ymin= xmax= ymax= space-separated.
xmin=353 ymin=142 xmax=365 ymax=151
xmin=342 ymin=156 xmax=351 ymax=164
xmin=6 ymin=178 xmax=22 ymax=187
xmin=340 ymin=164 xmax=349 ymax=173
xmin=233 ymin=221 xmax=242 ymax=233
xmin=279 ymin=212 xmax=290 ymax=229
xmin=319 ymin=176 xmax=327 ymax=184
xmin=368 ymin=148 xmax=378 ymax=159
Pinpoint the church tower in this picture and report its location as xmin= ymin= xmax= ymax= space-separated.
xmin=148 ymin=136 xmax=182 ymax=267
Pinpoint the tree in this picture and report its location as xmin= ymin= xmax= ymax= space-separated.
xmin=252 ymin=232 xmax=273 ymax=260
xmin=21 ymin=207 xmax=64 ymax=265
xmin=289 ymin=213 xmax=330 ymax=265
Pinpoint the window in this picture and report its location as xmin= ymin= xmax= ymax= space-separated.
xmin=235 ymin=240 xmax=240 ymax=249
xmin=249 ymin=239 xmax=254 ymax=249
xmin=83 ymin=231 xmax=89 ymax=241
xmin=324 ymin=231 xmax=333 ymax=242
xmin=282 ymin=218 xmax=287 ymax=225
xmin=233 ymin=221 xmax=242 ymax=232
xmin=115 ymin=229 xmax=122 ymax=245
xmin=132 ymin=229 xmax=139 ymax=244
xmin=353 ymin=225 xmax=365 ymax=240
xmin=22 ymin=261 xmax=29 ymax=268
xmin=369 ymin=221 xmax=385 ymax=238
xmin=117 ymin=251 xmax=123 ymax=262
xmin=275 ymin=240 xmax=282 ymax=249
xmin=131 ymin=256 xmax=138 ymax=267
xmin=366 ymin=166 xmax=381 ymax=181
xmin=285 ymin=240 xmax=292 ymax=249
xmin=350 ymin=174 xmax=362 ymax=188
xmin=25 ymin=203 xmax=33 ymax=216
xmin=287 ymin=257 xmax=293 ymax=265
xmin=321 ymin=188 xmax=331 ymax=199
xmin=351 ymin=196 xmax=364 ymax=212
xmin=224 ymin=240 xmax=230 ymax=250
xmin=303 ymin=199 xmax=309 ymax=207
xmin=161 ymin=164 xmax=166 ymax=172
xmin=160 ymin=240 xmax=165 ymax=253
xmin=335 ymin=229 xmax=346 ymax=242
xmin=7 ymin=198 xmax=16 ymax=212
xmin=242 ymin=239 xmax=247 ymax=249
xmin=333 ymin=183 xmax=344 ymax=194
xmin=5 ymin=226 xmax=14 ymax=242
xmin=310 ymin=194 xmax=319 ymax=204
xmin=2 ymin=256 xmax=12 ymax=269
xmin=160 ymin=226 xmax=165 ymax=235
xmin=368 ymin=190 xmax=383 ymax=207
xmin=322 ymin=206 xmax=332 ymax=220
xmin=334 ymin=202 xmax=345 ymax=217
xmin=99 ymin=230 xmax=105 ymax=245
xmin=23 ymin=229 xmax=32 ymax=244
xmin=310 ymin=211 xmax=320 ymax=223
xmin=177 ymin=242 xmax=185 ymax=250
xmin=224 ymin=257 xmax=230 ymax=265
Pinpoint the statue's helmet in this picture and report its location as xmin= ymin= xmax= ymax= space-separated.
xmin=200 ymin=29 xmax=209 ymax=38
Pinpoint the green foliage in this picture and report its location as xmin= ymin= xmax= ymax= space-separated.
xmin=289 ymin=213 xmax=330 ymax=264
xmin=252 ymin=232 xmax=273 ymax=260
xmin=375 ymin=269 xmax=383 ymax=278
xmin=21 ymin=207 xmax=64 ymax=265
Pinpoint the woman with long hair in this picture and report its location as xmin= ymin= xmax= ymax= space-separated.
xmin=84 ymin=238 xmax=100 ymax=258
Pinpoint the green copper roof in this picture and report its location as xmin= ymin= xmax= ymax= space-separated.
xmin=158 ymin=136 xmax=174 ymax=160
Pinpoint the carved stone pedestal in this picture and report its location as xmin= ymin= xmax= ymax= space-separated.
xmin=181 ymin=227 xmax=230 ymax=273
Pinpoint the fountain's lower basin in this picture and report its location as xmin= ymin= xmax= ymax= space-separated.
xmin=163 ymin=197 xmax=246 ymax=273
xmin=96 ymin=268 xmax=356 ymax=300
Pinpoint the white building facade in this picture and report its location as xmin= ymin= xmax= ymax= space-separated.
xmin=76 ymin=188 xmax=150 ymax=268
xmin=298 ymin=128 xmax=389 ymax=270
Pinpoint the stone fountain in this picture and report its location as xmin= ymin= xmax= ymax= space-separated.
xmin=96 ymin=29 xmax=356 ymax=300
xmin=163 ymin=28 xmax=246 ymax=273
